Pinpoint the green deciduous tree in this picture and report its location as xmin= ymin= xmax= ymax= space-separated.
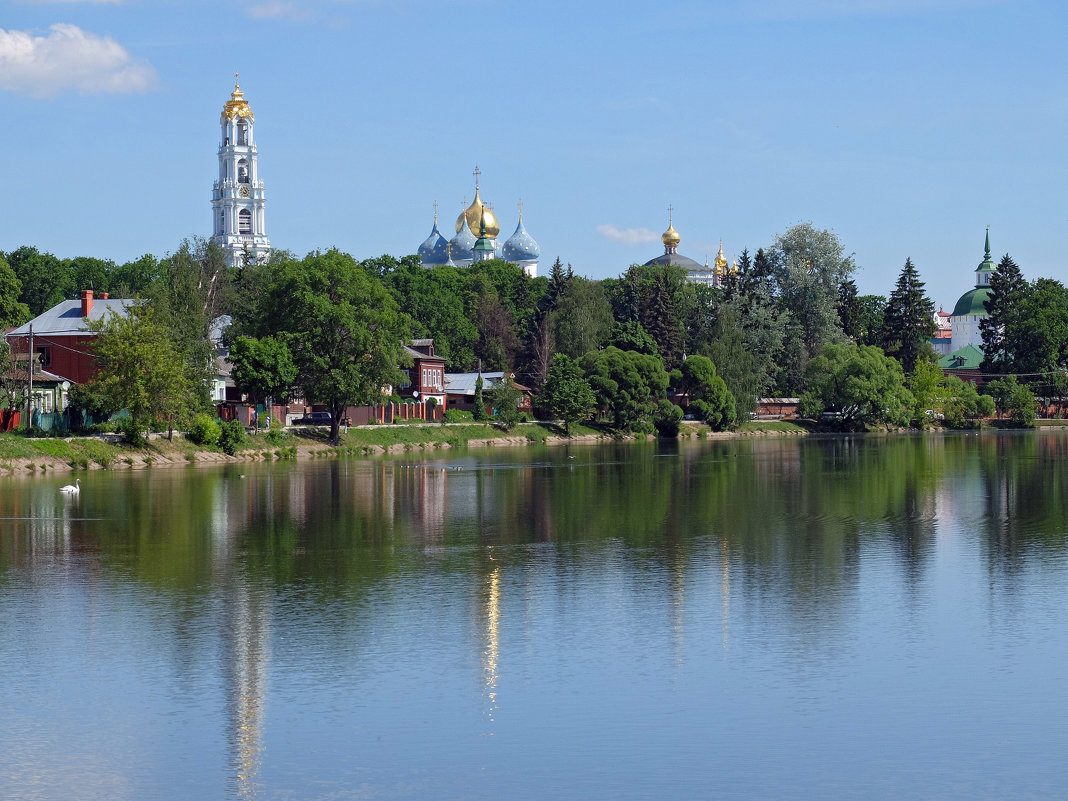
xmin=580 ymin=346 xmax=669 ymax=431
xmin=881 ymin=257 xmax=936 ymax=374
xmin=767 ymin=223 xmax=856 ymax=393
xmin=608 ymin=320 xmax=659 ymax=356
xmin=799 ymin=343 xmax=913 ymax=430
xmin=7 ymin=246 xmax=72 ymax=316
xmin=229 ymin=335 xmax=297 ymax=429
xmin=551 ymin=277 xmax=613 ymax=361
xmin=680 ymin=354 xmax=736 ymax=431
xmin=1012 ymin=277 xmax=1068 ymax=378
xmin=539 ymin=354 xmax=596 ymax=436
xmin=87 ymin=304 xmax=192 ymax=441
xmin=941 ymin=376 xmax=994 ymax=428
xmin=266 ymin=249 xmax=409 ymax=445
xmin=0 ymin=255 xmax=31 ymax=328
xmin=487 ymin=377 xmax=523 ymax=431
xmin=983 ymin=375 xmax=1036 ymax=426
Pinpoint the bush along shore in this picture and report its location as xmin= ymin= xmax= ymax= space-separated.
xmin=2 ymin=417 xmax=1055 ymax=477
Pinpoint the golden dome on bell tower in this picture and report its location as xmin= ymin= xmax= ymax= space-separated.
xmin=222 ymin=73 xmax=254 ymax=122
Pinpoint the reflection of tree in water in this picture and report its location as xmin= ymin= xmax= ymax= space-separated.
xmin=976 ymin=433 xmax=1068 ymax=582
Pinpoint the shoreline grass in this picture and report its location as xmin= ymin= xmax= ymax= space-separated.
xmin=1 ymin=417 xmax=1058 ymax=475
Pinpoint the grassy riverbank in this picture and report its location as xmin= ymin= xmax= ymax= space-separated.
xmin=0 ymin=416 xmax=1050 ymax=475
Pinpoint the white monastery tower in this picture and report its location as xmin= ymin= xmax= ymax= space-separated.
xmin=212 ymin=75 xmax=270 ymax=267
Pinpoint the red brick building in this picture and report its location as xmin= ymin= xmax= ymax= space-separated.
xmin=6 ymin=290 xmax=134 ymax=386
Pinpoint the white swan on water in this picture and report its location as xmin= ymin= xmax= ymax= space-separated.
xmin=59 ymin=478 xmax=80 ymax=494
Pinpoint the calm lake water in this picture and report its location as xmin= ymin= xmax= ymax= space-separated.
xmin=2 ymin=432 xmax=1068 ymax=800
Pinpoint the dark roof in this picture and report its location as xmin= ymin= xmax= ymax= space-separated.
xmin=643 ymin=253 xmax=703 ymax=269
xmin=403 ymin=344 xmax=443 ymax=362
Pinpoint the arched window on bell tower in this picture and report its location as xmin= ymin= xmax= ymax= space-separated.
xmin=237 ymin=118 xmax=249 ymax=146
xmin=239 ymin=209 xmax=252 ymax=234
xmin=238 ymin=158 xmax=249 ymax=184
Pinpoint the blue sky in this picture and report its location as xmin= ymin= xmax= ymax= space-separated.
xmin=0 ymin=0 xmax=1064 ymax=309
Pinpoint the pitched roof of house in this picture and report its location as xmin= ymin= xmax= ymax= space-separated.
xmin=403 ymin=344 xmax=443 ymax=362
xmin=443 ymin=371 xmax=530 ymax=395
xmin=8 ymin=298 xmax=134 ymax=337
xmin=939 ymin=343 xmax=984 ymax=370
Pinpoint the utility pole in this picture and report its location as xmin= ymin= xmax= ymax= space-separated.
xmin=26 ymin=323 xmax=33 ymax=432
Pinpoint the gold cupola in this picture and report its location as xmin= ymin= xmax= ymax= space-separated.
xmin=456 ymin=166 xmax=500 ymax=239
xmin=222 ymin=74 xmax=254 ymax=122
xmin=661 ymin=205 xmax=680 ymax=253
xmin=714 ymin=241 xmax=728 ymax=274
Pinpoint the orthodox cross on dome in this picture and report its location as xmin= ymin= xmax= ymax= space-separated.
xmin=517 ymin=199 xmax=524 ymax=221
xmin=433 ymin=199 xmax=439 ymax=224
xmin=234 ymin=71 xmax=239 ymax=87
xmin=473 ymin=165 xmax=481 ymax=190
xmin=668 ymin=204 xmax=674 ymax=225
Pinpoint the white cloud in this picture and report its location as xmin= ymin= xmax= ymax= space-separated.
xmin=597 ymin=224 xmax=660 ymax=246
xmin=0 ymin=24 xmax=157 ymax=97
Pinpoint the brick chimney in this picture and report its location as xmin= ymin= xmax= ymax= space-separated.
xmin=80 ymin=289 xmax=94 ymax=317
xmin=100 ymin=292 xmax=109 ymax=300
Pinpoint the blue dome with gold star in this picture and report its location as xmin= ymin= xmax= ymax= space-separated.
xmin=448 ymin=217 xmax=476 ymax=262
xmin=418 ymin=221 xmax=449 ymax=265
xmin=502 ymin=217 xmax=540 ymax=262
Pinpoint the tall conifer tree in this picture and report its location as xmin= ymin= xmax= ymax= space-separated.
xmin=881 ymin=257 xmax=936 ymax=374
xmin=979 ymin=254 xmax=1027 ymax=374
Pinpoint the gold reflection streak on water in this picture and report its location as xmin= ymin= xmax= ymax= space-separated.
xmin=481 ymin=566 xmax=501 ymax=726
xmin=720 ymin=537 xmax=731 ymax=650
xmin=230 ymin=586 xmax=268 ymax=801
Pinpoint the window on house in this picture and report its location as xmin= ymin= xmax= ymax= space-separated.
xmin=35 ymin=347 xmax=50 ymax=368
xmin=239 ymin=209 xmax=252 ymax=234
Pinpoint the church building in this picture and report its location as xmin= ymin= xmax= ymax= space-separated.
xmin=418 ymin=168 xmax=541 ymax=277
xmin=211 ymin=76 xmax=271 ymax=268
xmin=643 ymin=209 xmax=734 ymax=287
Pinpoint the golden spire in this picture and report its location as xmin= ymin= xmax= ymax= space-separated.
xmin=222 ymin=73 xmax=254 ymax=121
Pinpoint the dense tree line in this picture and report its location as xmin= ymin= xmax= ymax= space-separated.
xmin=5 ymin=220 xmax=1068 ymax=438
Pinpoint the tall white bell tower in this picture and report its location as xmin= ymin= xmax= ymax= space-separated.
xmin=212 ymin=75 xmax=270 ymax=267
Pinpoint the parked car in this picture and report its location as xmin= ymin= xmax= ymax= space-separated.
xmin=294 ymin=411 xmax=332 ymax=425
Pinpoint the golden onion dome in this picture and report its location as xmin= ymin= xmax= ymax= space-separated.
xmin=714 ymin=242 xmax=728 ymax=272
xmin=662 ymin=223 xmax=681 ymax=247
xmin=456 ymin=188 xmax=500 ymax=239
xmin=222 ymin=75 xmax=254 ymax=122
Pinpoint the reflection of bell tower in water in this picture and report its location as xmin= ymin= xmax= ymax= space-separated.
xmin=212 ymin=74 xmax=271 ymax=268
xmin=209 ymin=479 xmax=271 ymax=799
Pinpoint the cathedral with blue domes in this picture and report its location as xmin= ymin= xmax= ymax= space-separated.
xmin=418 ymin=167 xmax=541 ymax=277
